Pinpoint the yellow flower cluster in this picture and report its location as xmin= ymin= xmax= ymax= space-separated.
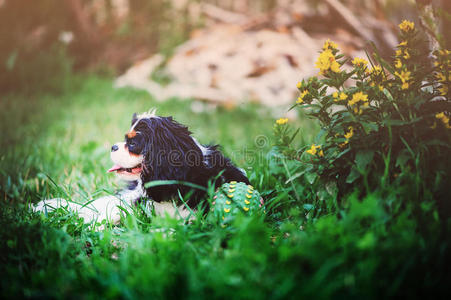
xmin=394 ymin=38 xmax=411 ymax=72
xmin=339 ymin=126 xmax=354 ymax=148
xmin=315 ymin=49 xmax=340 ymax=75
xmin=344 ymin=126 xmax=354 ymax=139
xmin=434 ymin=49 xmax=450 ymax=96
xmin=297 ymin=90 xmax=308 ymax=103
xmin=439 ymin=85 xmax=449 ymax=96
xmin=399 ymin=20 xmax=414 ymax=32
xmin=323 ymin=39 xmax=338 ymax=50
xmin=306 ymin=144 xmax=324 ymax=157
xmin=436 ymin=112 xmax=450 ymax=129
xmin=348 ymin=91 xmax=368 ymax=105
xmin=396 ymin=49 xmax=410 ymax=60
xmin=395 ymin=70 xmax=411 ymax=90
xmin=352 ymin=57 xmax=368 ymax=68
xmin=332 ymin=91 xmax=348 ymax=102
xmin=348 ymin=91 xmax=369 ymax=115
xmin=276 ymin=118 xmax=288 ymax=125
xmin=368 ymin=65 xmax=383 ymax=76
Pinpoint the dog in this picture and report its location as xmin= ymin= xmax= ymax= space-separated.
xmin=34 ymin=109 xmax=250 ymax=224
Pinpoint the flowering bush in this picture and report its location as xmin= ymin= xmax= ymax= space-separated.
xmin=275 ymin=20 xmax=450 ymax=214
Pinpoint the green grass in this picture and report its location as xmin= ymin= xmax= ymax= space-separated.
xmin=1 ymin=75 xmax=450 ymax=299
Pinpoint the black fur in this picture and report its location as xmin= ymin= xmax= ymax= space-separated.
xmin=127 ymin=114 xmax=249 ymax=209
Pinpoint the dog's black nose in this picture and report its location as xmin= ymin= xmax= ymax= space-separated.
xmin=111 ymin=144 xmax=119 ymax=152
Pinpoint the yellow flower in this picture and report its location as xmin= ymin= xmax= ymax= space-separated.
xmin=339 ymin=142 xmax=348 ymax=148
xmin=330 ymin=61 xmax=341 ymax=73
xmin=430 ymin=121 xmax=437 ymax=129
xmin=339 ymin=92 xmax=348 ymax=101
xmin=276 ymin=118 xmax=288 ymax=125
xmin=352 ymin=57 xmax=368 ymax=67
xmin=306 ymin=144 xmax=321 ymax=156
xmin=439 ymin=85 xmax=448 ymax=96
xmin=398 ymin=40 xmax=408 ymax=47
xmin=395 ymin=49 xmax=403 ymax=56
xmin=332 ymin=91 xmax=338 ymax=99
xmin=436 ymin=112 xmax=446 ymax=120
xmin=297 ymin=90 xmax=308 ymax=103
xmin=395 ymin=70 xmax=411 ymax=90
xmin=323 ymin=39 xmax=338 ymax=50
xmin=436 ymin=72 xmax=446 ymax=82
xmin=244 ymin=200 xmax=250 ymax=204
xmin=403 ymin=50 xmax=410 ymax=60
xmin=315 ymin=49 xmax=341 ymax=75
xmin=224 ymin=208 xmax=230 ymax=213
xmin=344 ymin=126 xmax=354 ymax=140
xmin=348 ymin=91 xmax=369 ymax=106
xmin=368 ymin=65 xmax=383 ymax=77
xmin=399 ymin=20 xmax=414 ymax=32
xmin=378 ymin=85 xmax=384 ymax=91
xmin=436 ymin=112 xmax=450 ymax=128
xmin=353 ymin=107 xmax=363 ymax=115
xmin=395 ymin=59 xmax=402 ymax=69
xmin=243 ymin=206 xmax=249 ymax=212
xmin=296 ymin=81 xmax=302 ymax=89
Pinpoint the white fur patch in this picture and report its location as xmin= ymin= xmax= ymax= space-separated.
xmin=129 ymin=108 xmax=159 ymax=132
xmin=33 ymin=196 xmax=127 ymax=225
xmin=110 ymin=142 xmax=143 ymax=168
xmin=152 ymin=201 xmax=193 ymax=219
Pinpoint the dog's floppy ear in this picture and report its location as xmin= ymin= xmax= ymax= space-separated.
xmin=140 ymin=116 xmax=203 ymax=181
xmin=131 ymin=113 xmax=138 ymax=126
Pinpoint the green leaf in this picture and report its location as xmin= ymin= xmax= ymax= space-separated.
xmin=303 ymin=203 xmax=314 ymax=211
xmin=355 ymin=150 xmax=375 ymax=171
xmin=346 ymin=166 xmax=361 ymax=183
xmin=396 ymin=150 xmax=411 ymax=168
xmin=361 ymin=122 xmax=379 ymax=134
xmin=325 ymin=181 xmax=338 ymax=196
xmin=285 ymin=170 xmax=305 ymax=184
xmin=305 ymin=172 xmax=318 ymax=185
xmin=334 ymin=148 xmax=351 ymax=160
xmin=289 ymin=128 xmax=300 ymax=144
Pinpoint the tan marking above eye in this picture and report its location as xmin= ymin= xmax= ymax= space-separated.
xmin=127 ymin=130 xmax=137 ymax=138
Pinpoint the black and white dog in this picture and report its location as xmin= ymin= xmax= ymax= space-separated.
xmin=34 ymin=110 xmax=249 ymax=224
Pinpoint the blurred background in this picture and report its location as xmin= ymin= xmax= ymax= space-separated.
xmin=1 ymin=0 xmax=449 ymax=102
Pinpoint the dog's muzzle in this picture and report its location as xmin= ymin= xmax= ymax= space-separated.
xmin=108 ymin=142 xmax=143 ymax=180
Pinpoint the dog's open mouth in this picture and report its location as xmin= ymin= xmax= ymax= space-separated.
xmin=107 ymin=164 xmax=142 ymax=175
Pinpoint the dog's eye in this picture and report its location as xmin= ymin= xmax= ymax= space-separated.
xmin=129 ymin=142 xmax=136 ymax=147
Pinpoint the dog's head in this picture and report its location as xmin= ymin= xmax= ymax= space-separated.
xmin=108 ymin=110 xmax=204 ymax=182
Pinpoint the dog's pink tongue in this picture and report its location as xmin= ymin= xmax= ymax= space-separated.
xmin=107 ymin=164 xmax=122 ymax=173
